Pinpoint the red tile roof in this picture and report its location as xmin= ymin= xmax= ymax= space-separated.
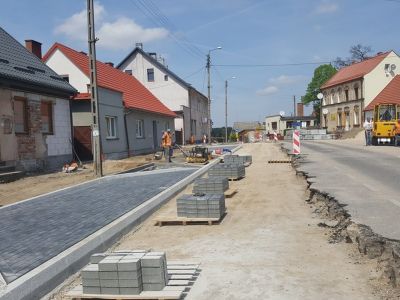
xmin=321 ymin=52 xmax=391 ymax=89
xmin=364 ymin=75 xmax=400 ymax=111
xmin=43 ymin=43 xmax=176 ymax=118
xmin=73 ymin=92 xmax=91 ymax=101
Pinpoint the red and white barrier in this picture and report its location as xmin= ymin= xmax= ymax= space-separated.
xmin=293 ymin=130 xmax=300 ymax=155
xmin=273 ymin=131 xmax=278 ymax=142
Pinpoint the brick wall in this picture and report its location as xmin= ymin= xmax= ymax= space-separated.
xmin=17 ymin=100 xmax=41 ymax=160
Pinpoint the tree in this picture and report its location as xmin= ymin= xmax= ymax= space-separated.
xmin=302 ymin=64 xmax=337 ymax=123
xmin=333 ymin=44 xmax=373 ymax=69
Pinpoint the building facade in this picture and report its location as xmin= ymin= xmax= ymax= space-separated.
xmin=43 ymin=43 xmax=176 ymax=160
xmin=117 ymin=46 xmax=208 ymax=144
xmin=0 ymin=28 xmax=76 ymax=171
xmin=320 ymin=51 xmax=400 ymax=132
xmin=265 ymin=115 xmax=317 ymax=136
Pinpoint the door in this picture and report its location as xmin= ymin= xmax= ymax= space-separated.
xmin=152 ymin=121 xmax=158 ymax=150
xmin=73 ymin=126 xmax=93 ymax=161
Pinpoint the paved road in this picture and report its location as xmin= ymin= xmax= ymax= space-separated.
xmin=283 ymin=141 xmax=400 ymax=241
xmin=0 ymin=167 xmax=196 ymax=283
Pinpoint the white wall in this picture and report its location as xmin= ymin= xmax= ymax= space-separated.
xmin=119 ymin=52 xmax=189 ymax=115
xmin=46 ymin=98 xmax=72 ymax=157
xmin=45 ymin=49 xmax=89 ymax=92
xmin=364 ymin=51 xmax=400 ymax=106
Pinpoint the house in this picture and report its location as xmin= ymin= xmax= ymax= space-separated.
xmin=265 ymin=115 xmax=317 ymax=136
xmin=320 ymin=51 xmax=400 ymax=132
xmin=232 ymin=121 xmax=265 ymax=142
xmin=43 ymin=43 xmax=176 ymax=160
xmin=364 ymin=75 xmax=400 ymax=118
xmin=116 ymin=44 xmax=208 ymax=145
xmin=0 ymin=27 xmax=76 ymax=171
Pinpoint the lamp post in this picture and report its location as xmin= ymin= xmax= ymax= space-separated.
xmin=225 ymin=76 xmax=236 ymax=143
xmin=206 ymin=46 xmax=222 ymax=144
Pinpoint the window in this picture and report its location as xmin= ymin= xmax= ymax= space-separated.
xmin=147 ymin=68 xmax=154 ymax=82
xmin=191 ymin=119 xmax=197 ymax=135
xmin=271 ymin=122 xmax=277 ymax=130
xmin=105 ymin=116 xmax=117 ymax=138
xmin=337 ymin=88 xmax=342 ymax=103
xmin=136 ymin=119 xmax=144 ymax=138
xmin=164 ymin=74 xmax=168 ymax=81
xmin=125 ymin=69 xmax=132 ymax=75
xmin=41 ymin=101 xmax=53 ymax=134
xmin=345 ymin=89 xmax=349 ymax=101
xmin=61 ymin=75 xmax=69 ymax=82
xmin=354 ymin=85 xmax=359 ymax=99
xmin=164 ymin=121 xmax=170 ymax=131
xmin=14 ymin=97 xmax=28 ymax=133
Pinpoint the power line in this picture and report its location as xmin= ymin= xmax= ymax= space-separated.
xmin=147 ymin=66 xmax=205 ymax=90
xmin=214 ymin=61 xmax=332 ymax=68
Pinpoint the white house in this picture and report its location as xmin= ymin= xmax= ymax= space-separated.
xmin=117 ymin=45 xmax=208 ymax=144
xmin=320 ymin=51 xmax=400 ymax=132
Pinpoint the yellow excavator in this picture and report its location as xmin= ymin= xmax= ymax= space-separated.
xmin=372 ymin=104 xmax=400 ymax=145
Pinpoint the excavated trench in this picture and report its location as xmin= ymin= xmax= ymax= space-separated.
xmin=280 ymin=144 xmax=400 ymax=288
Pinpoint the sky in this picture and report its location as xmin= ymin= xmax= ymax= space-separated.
xmin=1 ymin=0 xmax=399 ymax=126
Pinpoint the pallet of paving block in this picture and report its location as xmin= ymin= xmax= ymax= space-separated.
xmin=224 ymin=188 xmax=238 ymax=198
xmin=154 ymin=213 xmax=226 ymax=226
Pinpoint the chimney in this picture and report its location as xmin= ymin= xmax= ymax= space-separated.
xmin=148 ymin=52 xmax=157 ymax=60
xmin=297 ymin=102 xmax=304 ymax=117
xmin=136 ymin=42 xmax=143 ymax=49
xmin=105 ymin=62 xmax=114 ymax=67
xmin=25 ymin=40 xmax=42 ymax=59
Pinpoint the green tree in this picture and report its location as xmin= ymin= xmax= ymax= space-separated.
xmin=302 ymin=64 xmax=337 ymax=123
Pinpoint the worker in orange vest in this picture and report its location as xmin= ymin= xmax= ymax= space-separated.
xmin=162 ymin=129 xmax=172 ymax=162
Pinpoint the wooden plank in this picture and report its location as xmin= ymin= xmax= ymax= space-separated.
xmin=224 ymin=188 xmax=238 ymax=198
xmin=167 ymin=279 xmax=190 ymax=286
xmin=168 ymin=269 xmax=197 ymax=275
xmin=169 ymin=274 xmax=193 ymax=280
xmin=154 ymin=215 xmax=224 ymax=227
xmin=163 ymin=286 xmax=186 ymax=292
xmin=166 ymin=265 xmax=199 ymax=270
xmin=66 ymin=286 xmax=182 ymax=299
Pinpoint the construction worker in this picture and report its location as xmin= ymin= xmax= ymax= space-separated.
xmin=363 ymin=117 xmax=373 ymax=146
xmin=393 ymin=120 xmax=400 ymax=146
xmin=161 ymin=129 xmax=172 ymax=162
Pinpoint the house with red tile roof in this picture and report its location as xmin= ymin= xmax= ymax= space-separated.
xmin=320 ymin=51 xmax=400 ymax=132
xmin=117 ymin=45 xmax=208 ymax=145
xmin=43 ymin=43 xmax=176 ymax=160
xmin=364 ymin=75 xmax=400 ymax=112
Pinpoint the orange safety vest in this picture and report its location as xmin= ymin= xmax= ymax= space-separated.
xmin=162 ymin=132 xmax=172 ymax=147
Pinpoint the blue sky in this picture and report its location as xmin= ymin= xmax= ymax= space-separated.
xmin=1 ymin=0 xmax=399 ymax=126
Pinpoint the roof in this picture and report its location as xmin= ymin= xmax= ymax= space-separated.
xmin=43 ymin=43 xmax=176 ymax=118
xmin=365 ymin=75 xmax=400 ymax=111
xmin=0 ymin=27 xmax=76 ymax=97
xmin=116 ymin=47 xmax=191 ymax=89
xmin=73 ymin=92 xmax=91 ymax=101
xmin=281 ymin=116 xmax=317 ymax=121
xmin=321 ymin=52 xmax=392 ymax=89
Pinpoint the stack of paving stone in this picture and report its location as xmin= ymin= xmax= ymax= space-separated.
xmin=208 ymin=163 xmax=245 ymax=179
xmin=192 ymin=177 xmax=229 ymax=195
xmin=224 ymin=154 xmax=252 ymax=166
xmin=81 ymin=250 xmax=168 ymax=295
xmin=177 ymin=194 xmax=226 ymax=218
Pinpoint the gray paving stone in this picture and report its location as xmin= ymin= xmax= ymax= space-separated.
xmin=119 ymin=287 xmax=141 ymax=295
xmin=0 ymin=169 xmax=195 ymax=283
xmin=82 ymin=278 xmax=100 ymax=287
xmin=99 ymin=271 xmax=118 ymax=280
xmin=101 ymin=287 xmax=120 ymax=295
xmin=142 ymin=283 xmax=165 ymax=291
xmin=118 ymin=278 xmax=142 ymax=288
xmin=100 ymin=279 xmax=119 ymax=288
xmin=83 ymin=286 xmax=101 ymax=294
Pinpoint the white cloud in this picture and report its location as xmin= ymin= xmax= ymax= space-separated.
xmin=256 ymin=85 xmax=278 ymax=96
xmin=97 ymin=18 xmax=168 ymax=50
xmin=54 ymin=2 xmax=168 ymax=50
xmin=54 ymin=2 xmax=105 ymax=42
xmin=314 ymin=0 xmax=338 ymax=14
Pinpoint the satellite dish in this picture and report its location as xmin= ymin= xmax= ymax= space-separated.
xmin=279 ymin=111 xmax=285 ymax=117
xmin=317 ymin=93 xmax=324 ymax=100
xmin=391 ymin=64 xmax=396 ymax=71
xmin=322 ymin=108 xmax=329 ymax=115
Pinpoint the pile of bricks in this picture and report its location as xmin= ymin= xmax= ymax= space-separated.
xmin=192 ymin=177 xmax=229 ymax=195
xmin=208 ymin=163 xmax=245 ymax=179
xmin=177 ymin=194 xmax=226 ymax=218
xmin=81 ymin=250 xmax=168 ymax=295
xmin=223 ymin=154 xmax=252 ymax=166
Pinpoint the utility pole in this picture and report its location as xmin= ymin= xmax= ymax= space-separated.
xmin=225 ymin=80 xmax=228 ymax=144
xmin=206 ymin=53 xmax=211 ymax=145
xmin=293 ymin=95 xmax=296 ymax=117
xmin=87 ymin=0 xmax=103 ymax=177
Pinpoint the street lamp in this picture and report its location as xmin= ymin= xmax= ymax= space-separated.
xmin=225 ymin=76 xmax=236 ymax=143
xmin=206 ymin=46 xmax=222 ymax=144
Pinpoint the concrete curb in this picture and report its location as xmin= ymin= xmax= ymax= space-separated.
xmin=0 ymin=145 xmax=241 ymax=300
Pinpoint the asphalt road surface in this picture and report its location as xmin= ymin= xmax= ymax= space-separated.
xmin=0 ymin=167 xmax=196 ymax=283
xmin=283 ymin=141 xmax=400 ymax=241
